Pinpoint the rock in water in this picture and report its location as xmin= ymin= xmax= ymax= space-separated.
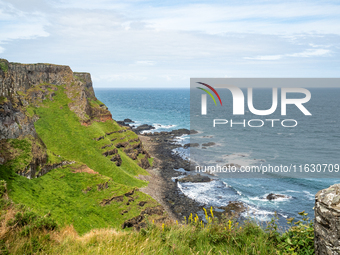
xmin=266 ymin=193 xmax=288 ymax=200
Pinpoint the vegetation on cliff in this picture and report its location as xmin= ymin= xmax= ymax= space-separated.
xmin=0 ymin=60 xmax=160 ymax=236
xmin=0 ymin=181 xmax=314 ymax=254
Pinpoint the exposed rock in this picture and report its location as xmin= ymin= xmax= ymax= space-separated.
xmin=116 ymin=121 xmax=130 ymax=127
xmin=315 ymin=184 xmax=340 ymax=254
xmin=101 ymin=143 xmax=113 ymax=149
xmin=97 ymin=182 xmax=109 ymax=191
xmin=202 ymin=142 xmax=216 ymax=147
xmin=102 ymin=148 xmax=118 ymax=157
xmin=138 ymin=156 xmax=150 ymax=169
xmin=171 ymin=129 xmax=191 ymax=136
xmin=110 ymin=154 xmax=122 ymax=166
xmin=122 ymin=206 xmax=164 ymax=230
xmin=115 ymin=142 xmax=129 ymax=148
xmin=219 ymin=201 xmax=246 ymax=218
xmin=133 ymin=124 xmax=155 ymax=133
xmin=183 ymin=143 xmax=199 ymax=148
xmin=177 ymin=174 xmax=212 ymax=183
xmin=122 ymin=215 xmax=144 ymax=229
xmin=124 ymin=118 xmax=134 ymax=123
xmin=139 ymin=201 xmax=147 ymax=207
xmin=100 ymin=195 xmax=124 ymax=206
xmin=266 ymin=193 xmax=288 ymax=201
xmin=0 ymin=58 xmax=112 ymax=178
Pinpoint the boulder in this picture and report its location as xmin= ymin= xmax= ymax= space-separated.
xmin=266 ymin=193 xmax=288 ymax=201
xmin=177 ymin=174 xmax=211 ymax=183
xmin=315 ymin=184 xmax=340 ymax=254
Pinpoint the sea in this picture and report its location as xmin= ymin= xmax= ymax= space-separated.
xmin=95 ymin=88 xmax=340 ymax=227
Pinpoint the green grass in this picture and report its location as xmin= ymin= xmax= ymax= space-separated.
xmin=30 ymin=86 xmax=148 ymax=186
xmin=0 ymin=165 xmax=157 ymax=234
xmin=0 ymin=96 xmax=8 ymax=104
xmin=0 ymin=85 xmax=157 ymax=234
xmin=0 ymin=59 xmax=8 ymax=73
xmin=0 ymin=188 xmax=314 ymax=255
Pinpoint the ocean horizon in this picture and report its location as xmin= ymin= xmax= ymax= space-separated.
xmin=95 ymin=87 xmax=340 ymax=227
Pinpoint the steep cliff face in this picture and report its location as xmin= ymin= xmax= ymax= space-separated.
xmin=0 ymin=58 xmax=112 ymax=178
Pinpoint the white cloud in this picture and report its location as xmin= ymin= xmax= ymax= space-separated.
xmin=245 ymin=48 xmax=330 ymax=61
xmin=0 ymin=1 xmax=49 ymax=44
xmin=287 ymin=49 xmax=330 ymax=58
xmin=245 ymin=55 xmax=283 ymax=61
xmin=135 ymin=61 xmax=156 ymax=66
xmin=0 ymin=0 xmax=339 ymax=87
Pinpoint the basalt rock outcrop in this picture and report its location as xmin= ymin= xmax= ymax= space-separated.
xmin=0 ymin=58 xmax=112 ymax=178
xmin=314 ymin=184 xmax=340 ymax=254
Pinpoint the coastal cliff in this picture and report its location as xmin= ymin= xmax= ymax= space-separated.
xmin=0 ymin=59 xmax=113 ymax=178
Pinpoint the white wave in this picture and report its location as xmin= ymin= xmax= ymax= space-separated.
xmin=177 ymin=180 xmax=239 ymax=207
xmin=139 ymin=123 xmax=178 ymax=134
xmin=174 ymin=168 xmax=187 ymax=173
xmin=152 ymin=123 xmax=177 ymax=130
xmin=247 ymin=194 xmax=292 ymax=202
xmin=303 ymin=190 xmax=315 ymax=200
xmin=222 ymin=181 xmax=230 ymax=188
xmin=172 ymin=134 xmax=190 ymax=146
xmin=172 ymin=147 xmax=191 ymax=161
xmin=241 ymin=205 xmax=276 ymax=221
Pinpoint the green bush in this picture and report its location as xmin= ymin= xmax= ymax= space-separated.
xmin=7 ymin=209 xmax=57 ymax=236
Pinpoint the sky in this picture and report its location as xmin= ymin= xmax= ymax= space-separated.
xmin=0 ymin=0 xmax=339 ymax=88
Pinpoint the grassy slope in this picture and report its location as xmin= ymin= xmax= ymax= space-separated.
xmin=0 ymin=85 xmax=158 ymax=234
xmin=0 ymin=191 xmax=314 ymax=255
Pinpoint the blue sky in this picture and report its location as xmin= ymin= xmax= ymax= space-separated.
xmin=0 ymin=0 xmax=339 ymax=88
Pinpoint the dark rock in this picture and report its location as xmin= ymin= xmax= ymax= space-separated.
xmin=110 ymin=154 xmax=122 ymax=166
xmin=133 ymin=124 xmax=155 ymax=133
xmin=101 ymin=143 xmax=113 ymax=149
xmin=120 ymin=210 xmax=128 ymax=215
xmin=124 ymin=118 xmax=134 ymax=123
xmin=139 ymin=201 xmax=147 ymax=207
xmin=202 ymin=142 xmax=216 ymax=147
xmin=266 ymin=193 xmax=288 ymax=201
xmin=171 ymin=129 xmax=191 ymax=136
xmin=138 ymin=157 xmax=150 ymax=169
xmin=219 ymin=201 xmax=246 ymax=217
xmin=102 ymin=148 xmax=118 ymax=157
xmin=177 ymin=174 xmax=212 ymax=183
xmin=122 ymin=215 xmax=144 ymax=229
xmin=97 ymin=182 xmax=109 ymax=191
xmin=100 ymin=195 xmax=124 ymax=206
xmin=115 ymin=142 xmax=129 ymax=148
xmin=183 ymin=143 xmax=199 ymax=148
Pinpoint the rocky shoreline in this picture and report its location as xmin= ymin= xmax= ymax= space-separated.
xmin=116 ymin=119 xmax=246 ymax=222
xmin=118 ymin=119 xmax=290 ymax=223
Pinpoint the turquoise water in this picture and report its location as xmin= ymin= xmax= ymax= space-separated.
xmin=96 ymin=88 xmax=340 ymax=225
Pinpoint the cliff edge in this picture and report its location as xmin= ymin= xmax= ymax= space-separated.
xmin=0 ymin=59 xmax=112 ymax=178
